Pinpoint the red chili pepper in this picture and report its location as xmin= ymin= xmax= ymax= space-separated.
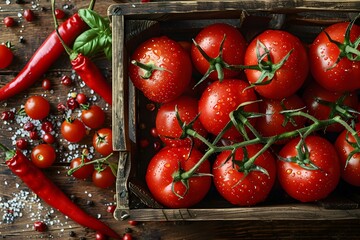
xmin=0 ymin=144 xmax=121 ymax=239
xmin=0 ymin=13 xmax=87 ymax=102
xmin=71 ymin=54 xmax=112 ymax=105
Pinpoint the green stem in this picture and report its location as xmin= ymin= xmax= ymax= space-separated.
xmin=67 ymin=153 xmax=113 ymax=176
xmin=88 ymin=0 xmax=96 ymax=10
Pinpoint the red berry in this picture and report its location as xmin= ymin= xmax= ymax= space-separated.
xmin=106 ymin=205 xmax=116 ymax=214
xmin=33 ymin=221 xmax=47 ymax=232
xmin=42 ymin=133 xmax=55 ymax=144
xmin=1 ymin=111 xmax=15 ymax=121
xmin=41 ymin=121 xmax=54 ymax=133
xmin=57 ymin=103 xmax=67 ymax=112
xmin=24 ymin=121 xmax=35 ymax=131
xmin=128 ymin=220 xmax=138 ymax=226
xmin=67 ymin=98 xmax=79 ymax=110
xmin=54 ymin=9 xmax=66 ymax=19
xmin=61 ymin=75 xmax=72 ymax=86
xmin=123 ymin=233 xmax=133 ymax=240
xmin=16 ymin=138 xmax=28 ymax=150
xmin=3 ymin=17 xmax=15 ymax=27
xmin=150 ymin=127 xmax=158 ymax=138
xmin=29 ymin=130 xmax=39 ymax=140
xmin=42 ymin=79 xmax=51 ymax=91
xmin=95 ymin=231 xmax=108 ymax=240
xmin=23 ymin=9 xmax=35 ymax=22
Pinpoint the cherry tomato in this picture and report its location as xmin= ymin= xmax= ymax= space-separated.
xmin=92 ymin=165 xmax=116 ymax=188
xmin=309 ymin=21 xmax=360 ymax=92
xmin=255 ymin=94 xmax=307 ymax=143
xmin=191 ymin=23 xmax=247 ymax=81
xmin=213 ymin=144 xmax=276 ymax=206
xmin=3 ymin=16 xmax=15 ymax=27
xmin=0 ymin=43 xmax=14 ymax=69
xmin=31 ymin=144 xmax=56 ymax=168
xmin=198 ymin=79 xmax=259 ymax=140
xmin=302 ymin=81 xmax=358 ymax=132
xmin=129 ymin=36 xmax=192 ymax=103
xmin=277 ymin=135 xmax=341 ymax=202
xmin=93 ymin=128 xmax=113 ymax=156
xmin=61 ymin=118 xmax=86 ymax=143
xmin=76 ymin=93 xmax=87 ymax=105
xmin=145 ymin=147 xmax=211 ymax=208
xmin=155 ymin=95 xmax=207 ymax=148
xmin=23 ymin=9 xmax=35 ymax=22
xmin=70 ymin=157 xmax=94 ymax=180
xmin=244 ymin=30 xmax=309 ymax=99
xmin=335 ymin=123 xmax=360 ymax=186
xmin=81 ymin=105 xmax=105 ymax=129
xmin=42 ymin=133 xmax=55 ymax=144
xmin=24 ymin=96 xmax=50 ymax=120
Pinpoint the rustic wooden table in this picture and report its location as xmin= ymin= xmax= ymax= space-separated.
xmin=1 ymin=0 xmax=360 ymax=239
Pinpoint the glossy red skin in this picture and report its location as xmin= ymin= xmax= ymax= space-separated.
xmin=93 ymin=128 xmax=113 ymax=156
xmin=24 ymin=96 xmax=50 ymax=120
xmin=302 ymin=81 xmax=358 ymax=132
xmin=0 ymin=44 xmax=13 ymax=69
xmin=256 ymin=94 xmax=306 ymax=144
xmin=198 ymin=79 xmax=259 ymax=140
xmin=31 ymin=144 xmax=56 ymax=168
xmin=156 ymin=95 xmax=207 ymax=148
xmin=61 ymin=119 xmax=86 ymax=143
xmin=129 ymin=36 xmax=192 ymax=103
xmin=277 ymin=135 xmax=341 ymax=202
xmin=70 ymin=157 xmax=94 ymax=180
xmin=92 ymin=166 xmax=116 ymax=189
xmin=146 ymin=147 xmax=211 ymax=208
xmin=81 ymin=105 xmax=105 ymax=129
xmin=191 ymin=23 xmax=247 ymax=81
xmin=213 ymin=144 xmax=276 ymax=206
xmin=244 ymin=30 xmax=309 ymax=99
xmin=309 ymin=22 xmax=360 ymax=92
xmin=335 ymin=123 xmax=360 ymax=186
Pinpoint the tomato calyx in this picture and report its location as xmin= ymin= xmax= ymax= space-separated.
xmin=192 ymin=34 xmax=234 ymax=86
xmin=323 ymin=14 xmax=360 ymax=69
xmin=243 ymin=40 xmax=293 ymax=88
xmin=130 ymin=60 xmax=172 ymax=79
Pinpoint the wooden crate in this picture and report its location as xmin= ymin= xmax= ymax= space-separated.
xmin=109 ymin=1 xmax=360 ymax=221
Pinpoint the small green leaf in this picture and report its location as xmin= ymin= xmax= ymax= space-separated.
xmin=73 ymin=29 xmax=103 ymax=56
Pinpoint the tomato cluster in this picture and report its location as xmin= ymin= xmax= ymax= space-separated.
xmin=130 ymin=18 xmax=360 ymax=208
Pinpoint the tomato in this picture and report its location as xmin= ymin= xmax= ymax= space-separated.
xmin=277 ymin=135 xmax=341 ymax=202
xmin=198 ymin=79 xmax=259 ymax=140
xmin=309 ymin=21 xmax=360 ymax=92
xmin=191 ymin=23 xmax=247 ymax=81
xmin=61 ymin=118 xmax=86 ymax=143
xmin=70 ymin=157 xmax=94 ymax=180
xmin=93 ymin=128 xmax=113 ymax=156
xmin=0 ymin=43 xmax=14 ymax=69
xmin=302 ymin=81 xmax=358 ymax=132
xmin=255 ymin=94 xmax=307 ymax=143
xmin=81 ymin=105 xmax=105 ymax=129
xmin=155 ymin=95 xmax=207 ymax=148
xmin=31 ymin=144 xmax=56 ymax=168
xmin=129 ymin=36 xmax=192 ymax=103
xmin=24 ymin=96 xmax=50 ymax=120
xmin=244 ymin=30 xmax=309 ymax=99
xmin=146 ymin=147 xmax=211 ymax=208
xmin=335 ymin=123 xmax=360 ymax=186
xmin=92 ymin=165 xmax=116 ymax=188
xmin=212 ymin=144 xmax=276 ymax=206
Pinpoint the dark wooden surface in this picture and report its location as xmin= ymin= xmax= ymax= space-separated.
xmin=1 ymin=1 xmax=360 ymax=239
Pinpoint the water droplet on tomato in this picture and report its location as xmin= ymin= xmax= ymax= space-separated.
xmin=286 ymin=169 xmax=292 ymax=174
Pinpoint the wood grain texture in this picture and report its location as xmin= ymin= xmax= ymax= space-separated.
xmin=1 ymin=1 xmax=360 ymax=239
